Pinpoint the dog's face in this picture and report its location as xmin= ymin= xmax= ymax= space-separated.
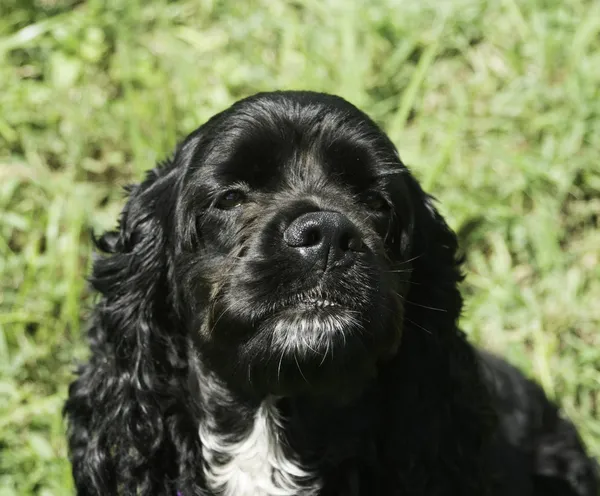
xmin=70 ymin=91 xmax=479 ymax=496
xmin=163 ymin=93 xmax=415 ymax=400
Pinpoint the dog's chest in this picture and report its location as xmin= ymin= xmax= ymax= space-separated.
xmin=199 ymin=401 xmax=321 ymax=496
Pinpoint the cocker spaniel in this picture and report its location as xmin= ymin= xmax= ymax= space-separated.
xmin=65 ymin=91 xmax=598 ymax=496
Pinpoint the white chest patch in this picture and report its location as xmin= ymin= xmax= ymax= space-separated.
xmin=199 ymin=399 xmax=321 ymax=496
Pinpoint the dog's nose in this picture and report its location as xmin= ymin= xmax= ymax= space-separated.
xmin=283 ymin=211 xmax=364 ymax=270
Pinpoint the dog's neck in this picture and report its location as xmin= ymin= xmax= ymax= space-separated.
xmin=191 ymin=361 xmax=381 ymax=495
xmin=193 ymin=364 xmax=321 ymax=496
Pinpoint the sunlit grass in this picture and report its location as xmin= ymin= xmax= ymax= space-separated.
xmin=1 ymin=0 xmax=598 ymax=493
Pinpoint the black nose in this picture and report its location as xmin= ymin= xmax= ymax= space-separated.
xmin=283 ymin=211 xmax=364 ymax=270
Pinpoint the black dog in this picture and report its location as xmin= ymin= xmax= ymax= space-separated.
xmin=65 ymin=91 xmax=598 ymax=495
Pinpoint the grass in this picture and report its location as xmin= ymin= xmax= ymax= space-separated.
xmin=0 ymin=0 xmax=598 ymax=494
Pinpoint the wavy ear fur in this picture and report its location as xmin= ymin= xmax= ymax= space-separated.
xmin=379 ymin=170 xmax=496 ymax=495
xmin=64 ymin=161 xmax=203 ymax=495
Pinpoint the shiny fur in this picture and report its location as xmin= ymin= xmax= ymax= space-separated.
xmin=64 ymin=91 xmax=598 ymax=495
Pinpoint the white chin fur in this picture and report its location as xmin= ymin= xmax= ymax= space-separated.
xmin=269 ymin=310 xmax=361 ymax=357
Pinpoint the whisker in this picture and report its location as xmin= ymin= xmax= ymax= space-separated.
xmin=397 ymin=253 xmax=425 ymax=265
xmin=319 ymin=339 xmax=330 ymax=366
xmin=294 ymin=354 xmax=310 ymax=385
xmin=393 ymin=278 xmax=423 ymax=287
xmin=277 ymin=349 xmax=285 ymax=384
xmin=404 ymin=300 xmax=447 ymax=312
xmin=393 ymin=291 xmax=447 ymax=312
xmin=404 ymin=317 xmax=433 ymax=335
xmin=301 ymin=334 xmax=323 ymax=356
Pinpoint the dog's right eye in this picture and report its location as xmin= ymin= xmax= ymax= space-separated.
xmin=216 ymin=190 xmax=246 ymax=210
xmin=362 ymin=191 xmax=389 ymax=212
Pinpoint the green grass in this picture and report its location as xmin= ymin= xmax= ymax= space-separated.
xmin=1 ymin=0 xmax=599 ymax=493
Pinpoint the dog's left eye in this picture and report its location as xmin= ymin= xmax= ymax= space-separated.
xmin=362 ymin=191 xmax=389 ymax=211
xmin=216 ymin=190 xmax=246 ymax=210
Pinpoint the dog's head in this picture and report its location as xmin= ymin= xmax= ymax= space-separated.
xmin=95 ymin=91 xmax=462 ymax=403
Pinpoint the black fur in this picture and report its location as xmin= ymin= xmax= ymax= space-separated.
xmin=64 ymin=91 xmax=598 ymax=495
xmin=480 ymin=351 xmax=598 ymax=496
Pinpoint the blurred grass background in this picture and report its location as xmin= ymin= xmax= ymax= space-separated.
xmin=0 ymin=0 xmax=599 ymax=494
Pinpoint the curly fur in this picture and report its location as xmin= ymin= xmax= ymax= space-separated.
xmin=64 ymin=91 xmax=598 ymax=496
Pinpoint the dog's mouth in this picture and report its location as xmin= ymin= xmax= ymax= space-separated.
xmin=275 ymin=290 xmax=350 ymax=313
xmin=298 ymin=298 xmax=340 ymax=308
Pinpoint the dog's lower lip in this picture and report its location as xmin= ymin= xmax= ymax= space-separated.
xmin=277 ymin=296 xmax=345 ymax=311
xmin=301 ymin=298 xmax=339 ymax=308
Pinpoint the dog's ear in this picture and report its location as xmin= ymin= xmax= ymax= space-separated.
xmin=90 ymin=164 xmax=176 ymax=295
xmin=400 ymin=171 xmax=464 ymax=326
xmin=381 ymin=168 xmax=497 ymax=493
xmin=65 ymin=146 xmax=205 ymax=494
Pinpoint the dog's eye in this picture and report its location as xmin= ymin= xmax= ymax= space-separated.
xmin=216 ymin=190 xmax=246 ymax=210
xmin=362 ymin=191 xmax=389 ymax=211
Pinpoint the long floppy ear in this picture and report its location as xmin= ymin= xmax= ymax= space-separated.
xmin=401 ymin=171 xmax=464 ymax=324
xmin=380 ymin=168 xmax=497 ymax=494
xmin=64 ymin=157 xmax=203 ymax=495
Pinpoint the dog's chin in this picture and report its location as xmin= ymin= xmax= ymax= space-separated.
xmin=198 ymin=291 xmax=401 ymax=403
xmin=267 ymin=303 xmax=364 ymax=351
xmin=259 ymin=308 xmax=377 ymax=400
xmin=228 ymin=300 xmax=397 ymax=402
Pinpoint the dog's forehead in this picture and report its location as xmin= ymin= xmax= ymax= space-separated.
xmin=193 ymin=95 xmax=400 ymax=191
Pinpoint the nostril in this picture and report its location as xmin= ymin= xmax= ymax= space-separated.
xmin=347 ymin=235 xmax=364 ymax=252
xmin=339 ymin=232 xmax=351 ymax=251
xmin=305 ymin=228 xmax=321 ymax=246
xmin=283 ymin=219 xmax=323 ymax=248
xmin=340 ymin=232 xmax=364 ymax=252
